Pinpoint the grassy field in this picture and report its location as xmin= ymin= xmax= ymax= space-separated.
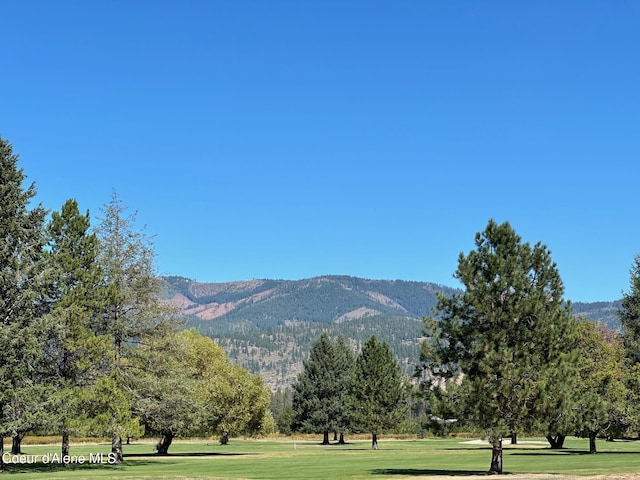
xmin=2 ymin=436 xmax=640 ymax=479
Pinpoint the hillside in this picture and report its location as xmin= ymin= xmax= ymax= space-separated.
xmin=163 ymin=275 xmax=622 ymax=390
xmin=571 ymin=300 xmax=622 ymax=330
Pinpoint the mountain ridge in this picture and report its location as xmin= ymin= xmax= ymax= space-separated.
xmin=163 ymin=275 xmax=460 ymax=325
xmin=162 ymin=275 xmax=622 ymax=390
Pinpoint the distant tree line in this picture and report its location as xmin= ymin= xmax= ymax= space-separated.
xmin=190 ymin=313 xmax=424 ymax=390
xmin=0 ymin=137 xmax=272 ymax=470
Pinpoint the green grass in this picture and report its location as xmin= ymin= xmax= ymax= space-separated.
xmin=2 ymin=436 xmax=640 ymax=479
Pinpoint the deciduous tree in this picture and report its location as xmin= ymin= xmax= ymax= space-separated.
xmin=129 ymin=329 xmax=200 ymax=454
xmin=573 ymin=322 xmax=631 ymax=453
xmin=182 ymin=329 xmax=273 ymax=445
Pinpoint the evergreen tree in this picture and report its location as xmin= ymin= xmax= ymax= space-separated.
xmin=0 ymin=137 xmax=48 ymax=469
xmin=43 ymin=199 xmax=109 ymax=465
xmin=292 ymin=333 xmax=354 ymax=444
xmin=349 ymin=335 xmax=407 ymax=449
xmin=620 ymin=254 xmax=640 ymax=363
xmin=87 ymin=191 xmax=174 ymax=462
xmin=618 ymin=254 xmax=640 ymax=438
xmin=333 ymin=335 xmax=355 ymax=443
xmin=419 ymin=220 xmax=579 ymax=474
xmin=270 ymin=387 xmax=295 ymax=435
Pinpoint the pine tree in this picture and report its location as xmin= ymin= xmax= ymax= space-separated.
xmin=618 ymin=254 xmax=640 ymax=439
xmin=43 ymin=198 xmax=108 ymax=465
xmin=349 ymin=335 xmax=408 ymax=449
xmin=270 ymin=387 xmax=294 ymax=435
xmin=0 ymin=137 xmax=48 ymax=469
xmin=292 ymin=333 xmax=354 ymax=444
xmin=620 ymin=254 xmax=640 ymax=363
xmin=333 ymin=335 xmax=355 ymax=443
xmin=419 ymin=220 xmax=579 ymax=474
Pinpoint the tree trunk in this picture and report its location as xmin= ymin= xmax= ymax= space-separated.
xmin=111 ymin=432 xmax=124 ymax=463
xmin=11 ymin=430 xmax=26 ymax=455
xmin=220 ymin=431 xmax=230 ymax=445
xmin=546 ymin=434 xmax=566 ymax=449
xmin=333 ymin=431 xmax=338 ymax=441
xmin=338 ymin=433 xmax=345 ymax=444
xmin=489 ymin=438 xmax=503 ymax=474
xmin=589 ymin=433 xmax=597 ymax=454
xmin=61 ymin=429 xmax=71 ymax=467
xmin=11 ymin=430 xmax=25 ymax=454
xmin=156 ymin=432 xmax=174 ymax=455
xmin=510 ymin=430 xmax=517 ymax=445
xmin=1 ymin=435 xmax=4 ymax=470
xmin=371 ymin=432 xmax=379 ymax=450
xmin=322 ymin=430 xmax=330 ymax=445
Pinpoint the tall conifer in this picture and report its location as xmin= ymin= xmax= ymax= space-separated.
xmin=620 ymin=254 xmax=640 ymax=363
xmin=86 ymin=191 xmax=174 ymax=462
xmin=44 ymin=198 xmax=108 ymax=465
xmin=349 ymin=335 xmax=407 ymax=449
xmin=419 ymin=220 xmax=579 ymax=473
xmin=0 ymin=137 xmax=48 ymax=469
xmin=292 ymin=333 xmax=354 ymax=444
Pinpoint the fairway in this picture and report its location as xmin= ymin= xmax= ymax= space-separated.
xmin=3 ymin=436 xmax=640 ymax=479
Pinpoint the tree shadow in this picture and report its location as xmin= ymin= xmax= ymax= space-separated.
xmin=331 ymin=448 xmax=405 ymax=451
xmin=372 ymin=468 xmax=489 ymax=476
xmin=1 ymin=453 xmax=254 ymax=474
xmin=511 ymin=450 xmax=640 ymax=456
xmin=126 ymin=452 xmax=255 ymax=457
xmin=444 ymin=447 xmax=490 ymax=451
xmin=2 ymin=462 xmax=126 ymax=475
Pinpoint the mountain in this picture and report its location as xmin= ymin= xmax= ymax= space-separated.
xmin=571 ymin=300 xmax=622 ymax=330
xmin=162 ymin=275 xmax=622 ymax=390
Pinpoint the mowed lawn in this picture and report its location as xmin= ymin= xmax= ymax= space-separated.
xmin=3 ymin=436 xmax=640 ymax=479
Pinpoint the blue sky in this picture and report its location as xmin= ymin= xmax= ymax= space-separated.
xmin=2 ymin=1 xmax=638 ymax=302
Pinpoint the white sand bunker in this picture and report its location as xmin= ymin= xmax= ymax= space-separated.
xmin=461 ymin=439 xmax=548 ymax=445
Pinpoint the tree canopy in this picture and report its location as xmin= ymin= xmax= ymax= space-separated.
xmin=0 ymin=137 xmax=48 ymax=468
xmin=620 ymin=254 xmax=640 ymax=363
xmin=419 ymin=219 xmax=579 ymax=474
xmin=292 ymin=333 xmax=355 ymax=444
xmin=349 ymin=335 xmax=407 ymax=449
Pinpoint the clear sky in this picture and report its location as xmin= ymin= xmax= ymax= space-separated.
xmin=2 ymin=1 xmax=638 ymax=302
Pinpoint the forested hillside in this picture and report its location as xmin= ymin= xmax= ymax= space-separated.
xmin=163 ymin=275 xmax=454 ymax=388
xmin=572 ymin=301 xmax=621 ymax=330
xmin=163 ymin=275 xmax=622 ymax=390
